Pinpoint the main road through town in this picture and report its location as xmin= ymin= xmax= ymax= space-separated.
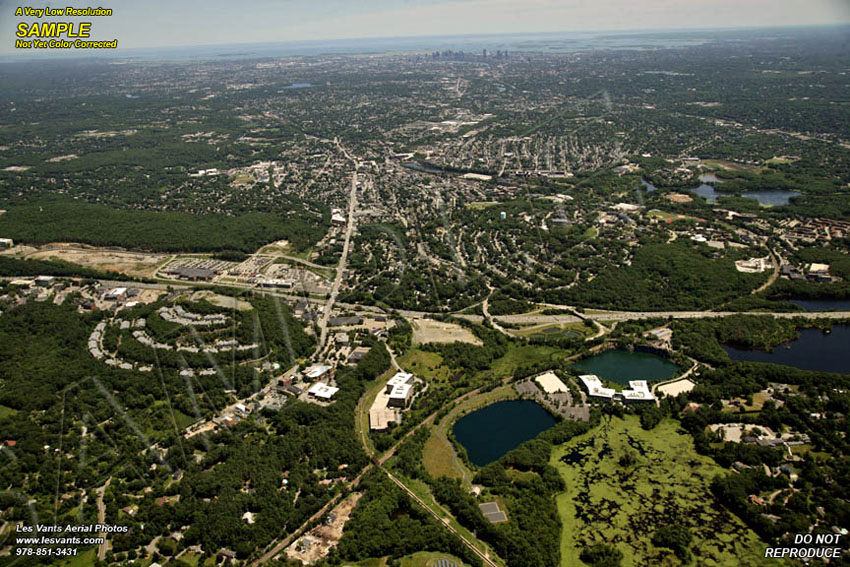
xmin=316 ymin=148 xmax=358 ymax=353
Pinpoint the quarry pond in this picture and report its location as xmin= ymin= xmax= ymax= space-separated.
xmin=453 ymin=400 xmax=556 ymax=466
xmin=571 ymin=349 xmax=680 ymax=385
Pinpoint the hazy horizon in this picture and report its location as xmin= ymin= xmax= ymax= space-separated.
xmin=2 ymin=0 xmax=849 ymax=56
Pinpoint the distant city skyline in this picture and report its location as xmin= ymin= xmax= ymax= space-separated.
xmin=1 ymin=0 xmax=849 ymax=54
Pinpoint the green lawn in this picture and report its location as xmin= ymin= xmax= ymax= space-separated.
xmin=510 ymin=322 xmax=590 ymax=340
xmin=401 ymin=551 xmax=469 ymax=566
xmin=423 ymin=426 xmax=465 ymax=480
xmin=479 ymin=343 xmax=571 ymax=380
xmin=56 ymin=549 xmax=97 ymax=567
xmin=551 ymin=415 xmax=779 ymax=567
xmin=399 ymin=349 xmax=453 ymax=381
xmin=172 ymin=408 xmax=198 ymax=430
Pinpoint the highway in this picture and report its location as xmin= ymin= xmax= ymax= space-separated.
xmin=492 ymin=310 xmax=850 ymax=325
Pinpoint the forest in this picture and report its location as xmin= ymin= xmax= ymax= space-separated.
xmin=0 ymin=201 xmax=326 ymax=253
xmin=559 ymin=241 xmax=765 ymax=311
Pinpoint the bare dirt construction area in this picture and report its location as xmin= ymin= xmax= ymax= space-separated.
xmin=285 ymin=492 xmax=362 ymax=564
xmin=411 ymin=318 xmax=482 ymax=346
xmin=190 ymin=290 xmax=253 ymax=311
xmin=257 ymin=239 xmax=291 ymax=255
xmin=24 ymin=243 xmax=170 ymax=278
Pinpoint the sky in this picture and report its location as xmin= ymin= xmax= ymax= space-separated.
xmin=1 ymin=0 xmax=849 ymax=53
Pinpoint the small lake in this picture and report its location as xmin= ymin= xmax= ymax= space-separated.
xmin=723 ymin=324 xmax=850 ymax=374
xmin=788 ymin=299 xmax=850 ymax=312
xmin=690 ymin=184 xmax=800 ymax=206
xmin=453 ymin=400 xmax=556 ymax=466
xmin=571 ymin=350 xmax=679 ymax=385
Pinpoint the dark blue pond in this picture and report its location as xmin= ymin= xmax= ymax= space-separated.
xmin=453 ymin=400 xmax=556 ymax=466
xmin=723 ymin=324 xmax=850 ymax=374
xmin=571 ymin=350 xmax=679 ymax=385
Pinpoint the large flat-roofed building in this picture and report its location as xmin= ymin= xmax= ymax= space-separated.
xmin=621 ymin=380 xmax=655 ymax=403
xmin=329 ymin=315 xmax=363 ymax=327
xmin=535 ymin=371 xmax=568 ymax=394
xmin=387 ymin=383 xmax=413 ymax=408
xmin=579 ymin=374 xmax=616 ymax=401
xmin=385 ymin=371 xmax=413 ymax=392
xmin=164 ymin=266 xmax=217 ymax=281
xmin=104 ymin=287 xmax=128 ymax=301
xmin=307 ymin=382 xmax=339 ymax=400
xmin=579 ymin=375 xmax=656 ymax=403
xmin=304 ymin=364 xmax=332 ymax=380
xmin=257 ymin=278 xmax=294 ymax=289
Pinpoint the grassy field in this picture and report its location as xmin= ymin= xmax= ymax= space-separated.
xmin=400 ymin=551 xmax=469 ymax=566
xmin=343 ymin=553 xmax=467 ymax=567
xmin=399 ymin=349 xmax=454 ymax=381
xmin=647 ymin=210 xmax=699 ymax=222
xmin=423 ymin=425 xmax=465 ymax=480
xmin=702 ymin=159 xmax=765 ymax=175
xmin=479 ymin=343 xmax=572 ymax=380
xmin=465 ymin=201 xmax=500 ymax=210
xmin=509 ymin=321 xmax=590 ymax=339
xmin=56 ymin=549 xmax=97 ymax=567
xmin=552 ymin=415 xmax=778 ymax=567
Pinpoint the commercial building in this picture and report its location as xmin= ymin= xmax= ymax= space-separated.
xmin=387 ymin=383 xmax=413 ymax=408
xmin=385 ymin=371 xmax=414 ymax=391
xmin=0 ymin=238 xmax=14 ymax=249
xmin=165 ymin=266 xmax=217 ymax=281
xmin=104 ymin=287 xmax=127 ymax=301
xmin=304 ymin=364 xmax=332 ymax=380
xmin=579 ymin=375 xmax=615 ymax=401
xmin=621 ymin=380 xmax=655 ymax=403
xmin=329 ymin=316 xmax=363 ymax=326
xmin=579 ymin=375 xmax=656 ymax=403
xmin=307 ymin=382 xmax=339 ymax=400
xmin=257 ymin=278 xmax=294 ymax=289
